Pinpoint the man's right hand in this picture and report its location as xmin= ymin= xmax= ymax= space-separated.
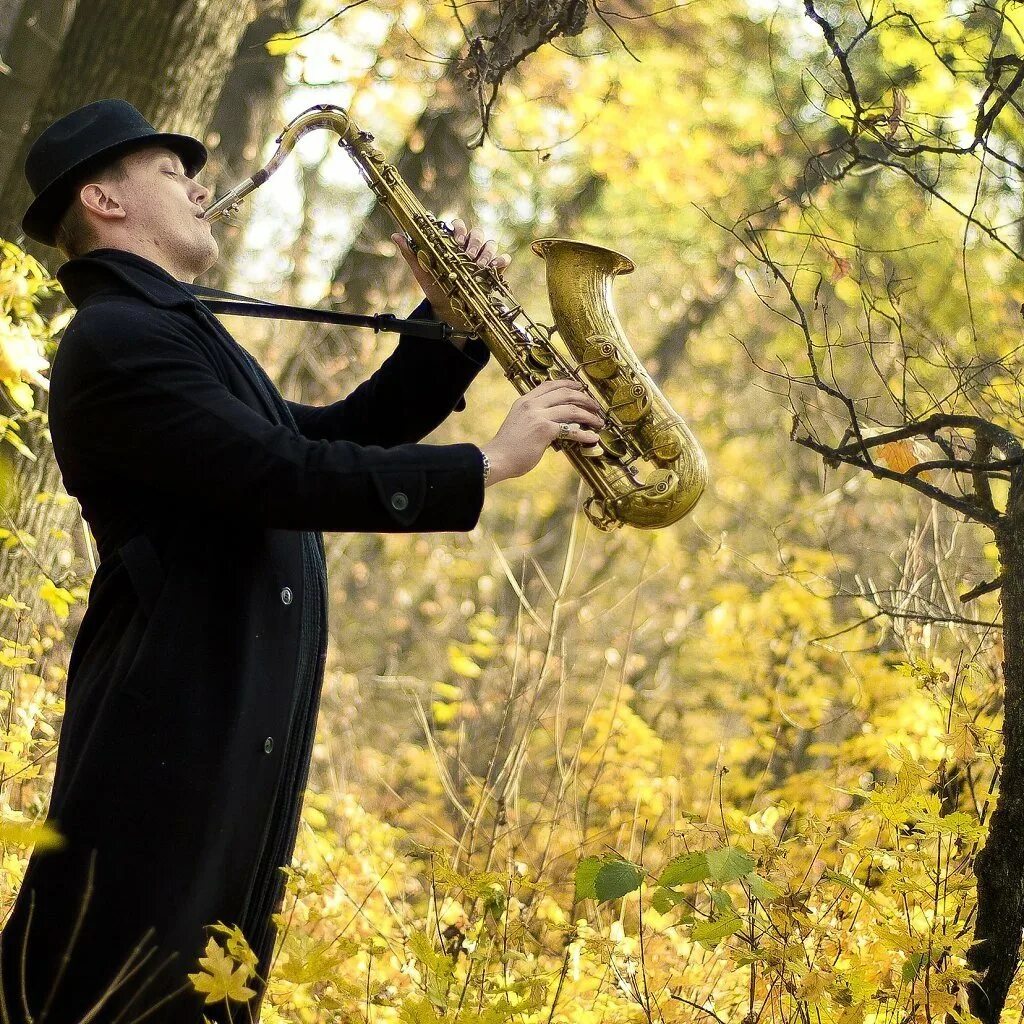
xmin=480 ymin=378 xmax=606 ymax=487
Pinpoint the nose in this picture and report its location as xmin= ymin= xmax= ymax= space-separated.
xmin=192 ymin=180 xmax=212 ymax=209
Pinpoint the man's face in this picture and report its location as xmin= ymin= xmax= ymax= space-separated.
xmin=89 ymin=144 xmax=218 ymax=279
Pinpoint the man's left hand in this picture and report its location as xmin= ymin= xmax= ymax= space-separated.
xmin=392 ymin=217 xmax=511 ymax=347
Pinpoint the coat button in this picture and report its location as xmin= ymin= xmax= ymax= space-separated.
xmin=280 ymin=586 xmax=292 ymax=605
xmin=391 ymin=491 xmax=409 ymax=511
xmin=264 ymin=736 xmax=274 ymax=754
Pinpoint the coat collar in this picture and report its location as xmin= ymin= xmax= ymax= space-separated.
xmin=56 ymin=247 xmax=199 ymax=310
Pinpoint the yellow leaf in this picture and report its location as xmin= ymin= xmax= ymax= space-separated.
xmin=265 ymin=32 xmax=303 ymax=55
xmin=5 ymin=380 xmax=33 ymax=411
xmin=303 ymin=805 xmax=327 ymax=829
xmin=206 ymin=921 xmax=258 ymax=970
xmin=432 ymin=681 xmax=462 ymax=701
xmin=38 ymin=579 xmax=75 ymax=620
xmin=432 ymin=701 xmax=460 ymax=725
xmin=0 ymin=317 xmax=48 ymax=382
xmin=837 ymin=1001 xmax=867 ymax=1024
xmin=0 ymin=817 xmax=64 ymax=852
xmin=187 ymin=936 xmax=257 ymax=1004
xmin=447 ymin=644 xmax=481 ymax=678
xmin=875 ymin=440 xmax=919 ymax=474
xmin=0 ymin=653 xmax=34 ymax=668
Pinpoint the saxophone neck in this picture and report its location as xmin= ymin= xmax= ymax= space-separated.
xmin=202 ymin=104 xmax=354 ymax=222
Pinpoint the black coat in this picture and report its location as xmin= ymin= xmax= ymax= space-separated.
xmin=0 ymin=248 xmax=490 ymax=1022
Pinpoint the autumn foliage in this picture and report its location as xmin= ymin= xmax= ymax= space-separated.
xmin=5 ymin=0 xmax=1024 ymax=1018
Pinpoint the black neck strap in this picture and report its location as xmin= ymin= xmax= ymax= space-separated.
xmin=184 ymin=282 xmax=472 ymax=343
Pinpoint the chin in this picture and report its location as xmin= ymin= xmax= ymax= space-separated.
xmin=187 ymin=234 xmax=220 ymax=277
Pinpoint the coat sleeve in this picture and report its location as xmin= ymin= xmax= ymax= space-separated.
xmin=47 ymin=303 xmax=487 ymax=533
xmin=285 ymin=297 xmax=492 ymax=445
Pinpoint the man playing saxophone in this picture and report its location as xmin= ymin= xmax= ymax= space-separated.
xmin=2 ymin=99 xmax=604 ymax=1024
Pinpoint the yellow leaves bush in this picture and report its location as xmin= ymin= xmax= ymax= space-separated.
xmin=0 ymin=241 xmax=58 ymax=413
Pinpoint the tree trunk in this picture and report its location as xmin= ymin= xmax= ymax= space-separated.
xmin=0 ymin=0 xmax=259 ymax=247
xmin=0 ymin=0 xmax=263 ymax=650
xmin=201 ymin=0 xmax=300 ymax=290
xmin=0 ymin=0 xmax=79 ymax=193
xmin=970 ymin=489 xmax=1024 ymax=1022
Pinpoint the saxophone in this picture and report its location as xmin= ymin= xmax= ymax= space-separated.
xmin=202 ymin=104 xmax=708 ymax=531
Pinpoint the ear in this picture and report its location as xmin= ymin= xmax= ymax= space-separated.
xmin=78 ymin=182 xmax=126 ymax=224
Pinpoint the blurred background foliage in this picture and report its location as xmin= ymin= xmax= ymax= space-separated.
xmin=0 ymin=0 xmax=1020 ymax=1018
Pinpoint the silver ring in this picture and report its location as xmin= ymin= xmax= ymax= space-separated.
xmin=558 ymin=422 xmax=579 ymax=438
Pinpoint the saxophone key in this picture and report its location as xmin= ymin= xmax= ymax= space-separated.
xmin=579 ymin=335 xmax=619 ymax=379
xmin=607 ymin=381 xmax=650 ymax=425
xmin=647 ymin=429 xmax=683 ymax=464
xmin=525 ymin=345 xmax=555 ymax=369
xmin=597 ymin=428 xmax=629 ymax=459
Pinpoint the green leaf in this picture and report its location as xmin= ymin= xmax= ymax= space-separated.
xmin=483 ymin=884 xmax=507 ymax=918
xmin=594 ymin=860 xmax=644 ymax=902
xmin=691 ymin=914 xmax=743 ymax=948
xmin=710 ymin=887 xmax=736 ymax=915
xmin=746 ymin=872 xmax=784 ymax=904
xmin=706 ymin=846 xmax=756 ymax=882
xmin=574 ymin=856 xmax=603 ymax=902
xmin=651 ymin=886 xmax=687 ymax=915
xmin=658 ymin=852 xmax=709 ymax=887
xmin=902 ymin=951 xmax=924 ymax=983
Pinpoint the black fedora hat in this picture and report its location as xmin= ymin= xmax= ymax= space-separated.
xmin=22 ymin=98 xmax=208 ymax=246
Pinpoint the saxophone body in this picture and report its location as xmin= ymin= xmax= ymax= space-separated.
xmin=203 ymin=104 xmax=709 ymax=531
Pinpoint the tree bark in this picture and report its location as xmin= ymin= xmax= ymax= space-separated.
xmin=0 ymin=0 xmax=26 ymax=48
xmin=0 ymin=0 xmax=260 ymax=247
xmin=970 ymin=489 xmax=1024 ymax=1022
xmin=0 ymin=0 xmax=79 ymax=192
xmin=0 ymin=0 xmax=264 ymax=650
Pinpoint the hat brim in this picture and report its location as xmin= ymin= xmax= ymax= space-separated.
xmin=22 ymin=131 xmax=208 ymax=246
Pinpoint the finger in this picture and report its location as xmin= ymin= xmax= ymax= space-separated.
xmin=465 ymin=226 xmax=486 ymax=258
xmin=564 ymin=429 xmax=602 ymax=445
xmin=529 ymin=384 xmax=589 ymax=407
xmin=451 ymin=217 xmax=467 ymax=243
xmin=391 ymin=232 xmax=412 ymax=255
xmin=544 ymin=403 xmax=606 ymax=429
xmin=535 ymin=387 xmax=603 ymax=413
xmin=475 ymin=239 xmax=498 ymax=266
xmin=546 ymin=422 xmax=602 ymax=446
xmin=491 ymin=253 xmax=511 ymax=271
